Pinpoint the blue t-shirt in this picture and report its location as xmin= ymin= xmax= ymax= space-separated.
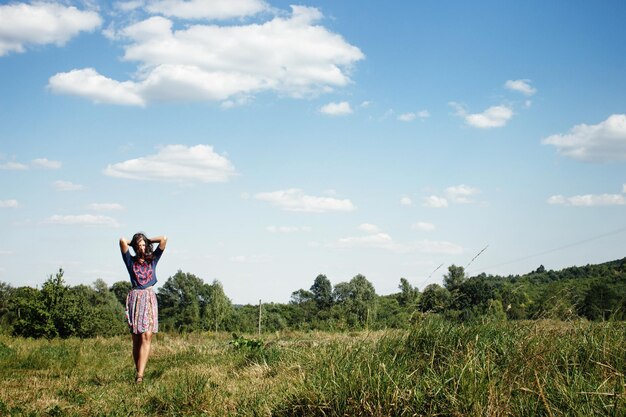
xmin=122 ymin=246 xmax=163 ymax=289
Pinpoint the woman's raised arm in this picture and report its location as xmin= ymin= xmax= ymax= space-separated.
xmin=119 ymin=237 xmax=130 ymax=253
xmin=149 ymin=235 xmax=168 ymax=251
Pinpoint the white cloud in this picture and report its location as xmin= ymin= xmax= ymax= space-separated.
xmin=0 ymin=158 xmax=61 ymax=170
xmin=104 ymin=144 xmax=236 ymax=183
xmin=547 ymin=193 xmax=626 ymax=206
xmin=358 ymin=223 xmax=380 ymax=233
xmin=0 ymin=2 xmax=101 ymax=56
xmin=623 ymin=184 xmax=626 ymax=193
xmin=466 ymin=106 xmax=513 ymax=129
xmin=320 ymin=101 xmax=353 ymax=116
xmin=397 ymin=110 xmax=430 ymax=122
xmin=49 ymin=68 xmax=145 ymax=106
xmin=0 ymin=199 xmax=19 ymax=208
xmin=0 ymin=161 xmax=28 ymax=170
xmin=504 ymin=79 xmax=536 ymax=96
xmin=146 ymin=0 xmax=268 ymax=20
xmin=266 ymin=226 xmax=311 ymax=233
xmin=542 ymin=114 xmax=626 ymax=163
xmin=412 ymin=222 xmax=435 ymax=231
xmin=397 ymin=112 xmax=416 ymax=122
xmin=115 ymin=1 xmax=144 ymax=12
xmin=327 ymin=224 xmax=402 ymax=250
xmin=423 ymin=195 xmax=448 ymax=208
xmin=451 ymin=102 xmax=513 ymax=129
xmin=45 ymin=214 xmax=120 ymax=227
xmin=53 ymin=180 xmax=84 ymax=191
xmin=88 ymin=203 xmax=125 ymax=211
xmin=221 ymin=95 xmax=253 ymax=109
xmin=49 ymin=6 xmax=364 ymax=105
xmin=413 ymin=239 xmax=464 ymax=254
xmin=547 ymin=195 xmax=566 ymax=205
xmin=445 ymin=184 xmax=480 ymax=204
xmin=422 ymin=185 xmax=481 ymax=208
xmin=331 ymin=232 xmax=396 ymax=250
xmin=329 ymin=232 xmax=462 ymax=254
xmin=400 ymin=196 xmax=412 ymax=206
xmin=255 ymin=189 xmax=355 ymax=213
xmin=31 ymin=158 xmax=62 ymax=169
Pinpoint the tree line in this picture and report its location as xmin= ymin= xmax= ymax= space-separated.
xmin=0 ymin=257 xmax=625 ymax=338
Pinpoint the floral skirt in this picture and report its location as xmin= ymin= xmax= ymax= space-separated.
xmin=126 ymin=287 xmax=158 ymax=334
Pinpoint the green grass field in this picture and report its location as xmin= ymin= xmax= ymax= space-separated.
xmin=0 ymin=318 xmax=624 ymax=416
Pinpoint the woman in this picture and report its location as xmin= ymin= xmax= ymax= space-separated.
xmin=119 ymin=232 xmax=167 ymax=383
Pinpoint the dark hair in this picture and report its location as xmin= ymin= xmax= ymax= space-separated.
xmin=130 ymin=232 xmax=155 ymax=263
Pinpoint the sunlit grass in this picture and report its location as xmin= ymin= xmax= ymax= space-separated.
xmin=0 ymin=319 xmax=624 ymax=416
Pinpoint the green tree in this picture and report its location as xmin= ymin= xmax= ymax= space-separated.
xmin=531 ymin=283 xmax=577 ymax=320
xmin=455 ymin=276 xmax=497 ymax=311
xmin=397 ymin=278 xmax=419 ymax=307
xmin=498 ymin=283 xmax=530 ymax=319
xmin=158 ymin=270 xmax=207 ymax=332
xmin=376 ymin=295 xmax=409 ymax=328
xmin=486 ymin=299 xmax=507 ymax=322
xmin=83 ymin=279 xmax=127 ymax=337
xmin=290 ymin=289 xmax=313 ymax=305
xmin=310 ymin=274 xmax=333 ymax=309
xmin=289 ymin=288 xmax=316 ymax=329
xmin=206 ymin=280 xmax=232 ymax=332
xmin=8 ymin=273 xmax=126 ymax=338
xmin=343 ymin=274 xmax=378 ymax=328
xmin=580 ymin=282 xmax=621 ymax=321
xmin=332 ymin=282 xmax=352 ymax=304
xmin=110 ymin=281 xmax=131 ymax=306
xmin=0 ymin=282 xmax=12 ymax=333
xmin=54 ymin=284 xmax=89 ymax=337
xmin=419 ymin=284 xmax=450 ymax=313
xmin=10 ymin=286 xmax=56 ymax=338
xmin=225 ymin=305 xmax=258 ymax=333
xmin=260 ymin=303 xmax=288 ymax=331
xmin=40 ymin=268 xmax=77 ymax=337
xmin=443 ymin=265 xmax=466 ymax=291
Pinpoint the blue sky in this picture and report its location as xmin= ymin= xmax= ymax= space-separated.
xmin=1 ymin=0 xmax=625 ymax=304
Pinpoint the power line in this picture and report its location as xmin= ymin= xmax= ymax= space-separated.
xmin=469 ymin=226 xmax=626 ymax=274
xmin=409 ymin=263 xmax=444 ymax=289
xmin=427 ymin=263 xmax=443 ymax=279
xmin=465 ymin=245 xmax=489 ymax=269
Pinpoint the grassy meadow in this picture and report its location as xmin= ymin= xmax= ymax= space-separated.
xmin=0 ymin=317 xmax=624 ymax=416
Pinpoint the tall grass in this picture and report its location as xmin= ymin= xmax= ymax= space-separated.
xmin=277 ymin=318 xmax=625 ymax=416
xmin=0 ymin=319 xmax=624 ymax=416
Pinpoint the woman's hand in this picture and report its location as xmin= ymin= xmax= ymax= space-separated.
xmin=149 ymin=235 xmax=168 ymax=251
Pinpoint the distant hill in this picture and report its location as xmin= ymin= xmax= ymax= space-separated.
xmin=467 ymin=257 xmax=626 ymax=320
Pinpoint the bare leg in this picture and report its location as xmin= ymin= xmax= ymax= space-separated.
xmin=136 ymin=331 xmax=153 ymax=381
xmin=132 ymin=333 xmax=141 ymax=377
